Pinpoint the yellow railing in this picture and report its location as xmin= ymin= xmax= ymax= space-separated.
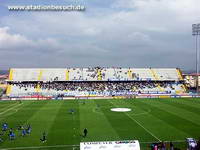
xmin=36 ymin=84 xmax=40 ymax=93
xmin=158 ymin=83 xmax=165 ymax=92
xmin=7 ymin=69 xmax=14 ymax=95
xmin=181 ymin=84 xmax=187 ymax=93
xmin=6 ymin=85 xmax=12 ymax=95
xmin=177 ymin=69 xmax=187 ymax=92
xmin=97 ymin=69 xmax=102 ymax=81
xmin=38 ymin=70 xmax=43 ymax=81
xmin=177 ymin=69 xmax=183 ymax=80
xmin=150 ymin=69 xmax=159 ymax=80
xmin=66 ymin=70 xmax=69 ymax=81
xmin=9 ymin=69 xmax=13 ymax=80
xmin=128 ymin=69 xmax=132 ymax=79
xmin=36 ymin=70 xmax=43 ymax=92
xmin=150 ymin=69 xmax=164 ymax=92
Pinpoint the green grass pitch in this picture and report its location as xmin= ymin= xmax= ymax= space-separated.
xmin=0 ymin=98 xmax=200 ymax=150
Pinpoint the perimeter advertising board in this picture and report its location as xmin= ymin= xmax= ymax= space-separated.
xmin=80 ymin=140 xmax=140 ymax=150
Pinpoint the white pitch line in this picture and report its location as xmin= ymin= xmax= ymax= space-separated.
xmin=0 ymin=102 xmax=19 ymax=112
xmin=109 ymin=100 xmax=161 ymax=142
xmin=0 ymin=144 xmax=80 ymax=150
xmin=0 ymin=103 xmax=23 ymax=115
xmin=126 ymin=113 xmax=161 ymax=142
xmin=139 ymin=140 xmax=185 ymax=143
xmin=131 ymin=109 xmax=151 ymax=116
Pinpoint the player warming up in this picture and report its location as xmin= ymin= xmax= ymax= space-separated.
xmin=21 ymin=126 xmax=26 ymax=136
xmin=40 ymin=131 xmax=47 ymax=143
xmin=83 ymin=128 xmax=88 ymax=138
xmin=26 ymin=124 xmax=32 ymax=135
xmin=9 ymin=128 xmax=15 ymax=140
xmin=2 ymin=123 xmax=8 ymax=132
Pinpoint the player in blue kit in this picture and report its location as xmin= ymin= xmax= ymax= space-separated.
xmin=2 ymin=123 xmax=8 ymax=131
xmin=22 ymin=126 xmax=26 ymax=136
xmin=9 ymin=128 xmax=15 ymax=140
xmin=26 ymin=124 xmax=31 ymax=135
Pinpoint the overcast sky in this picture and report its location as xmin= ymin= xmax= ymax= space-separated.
xmin=0 ymin=0 xmax=199 ymax=71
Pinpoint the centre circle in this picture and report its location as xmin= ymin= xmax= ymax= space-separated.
xmin=110 ymin=108 xmax=132 ymax=112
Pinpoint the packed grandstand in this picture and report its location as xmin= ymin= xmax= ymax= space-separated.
xmin=5 ymin=67 xmax=187 ymax=98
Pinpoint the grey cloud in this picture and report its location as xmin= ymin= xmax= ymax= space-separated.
xmin=0 ymin=0 xmax=199 ymax=71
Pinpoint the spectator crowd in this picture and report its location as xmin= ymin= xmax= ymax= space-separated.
xmin=9 ymin=81 xmax=177 ymax=93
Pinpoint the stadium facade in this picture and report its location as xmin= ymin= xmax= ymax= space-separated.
xmin=5 ymin=67 xmax=187 ymax=99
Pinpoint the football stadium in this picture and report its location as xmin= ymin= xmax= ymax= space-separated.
xmin=0 ymin=68 xmax=200 ymax=150
xmin=1 ymin=0 xmax=200 ymax=149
